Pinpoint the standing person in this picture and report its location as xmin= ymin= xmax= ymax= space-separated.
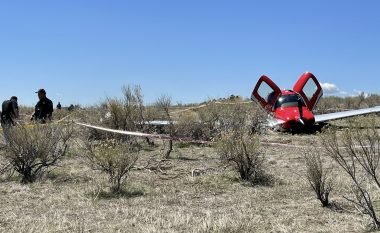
xmin=56 ymin=102 xmax=62 ymax=110
xmin=1 ymin=96 xmax=19 ymax=126
xmin=31 ymin=89 xmax=53 ymax=123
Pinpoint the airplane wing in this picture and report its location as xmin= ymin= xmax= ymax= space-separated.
xmin=314 ymin=106 xmax=380 ymax=123
xmin=144 ymin=120 xmax=173 ymax=126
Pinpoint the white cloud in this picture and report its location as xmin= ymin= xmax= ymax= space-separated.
xmin=320 ymin=82 xmax=354 ymax=96
xmin=319 ymin=83 xmax=371 ymax=98
xmin=320 ymin=82 xmax=339 ymax=94
xmin=339 ymin=91 xmax=348 ymax=96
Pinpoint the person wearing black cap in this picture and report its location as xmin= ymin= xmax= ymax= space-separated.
xmin=1 ymin=96 xmax=19 ymax=126
xmin=31 ymin=89 xmax=54 ymax=123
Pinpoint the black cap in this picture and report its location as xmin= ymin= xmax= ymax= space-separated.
xmin=35 ymin=89 xmax=46 ymax=94
xmin=10 ymin=96 xmax=17 ymax=101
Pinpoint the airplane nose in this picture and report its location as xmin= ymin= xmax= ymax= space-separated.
xmin=298 ymin=118 xmax=305 ymax=125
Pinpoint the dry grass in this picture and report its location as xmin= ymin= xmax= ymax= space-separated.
xmin=1 ymin=117 xmax=379 ymax=232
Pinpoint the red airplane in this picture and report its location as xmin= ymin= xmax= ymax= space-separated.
xmin=251 ymin=72 xmax=380 ymax=132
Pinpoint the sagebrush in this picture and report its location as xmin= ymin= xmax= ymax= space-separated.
xmin=216 ymin=132 xmax=265 ymax=182
xmin=83 ymin=139 xmax=139 ymax=193
xmin=1 ymin=124 xmax=73 ymax=183
xmin=304 ymin=149 xmax=333 ymax=207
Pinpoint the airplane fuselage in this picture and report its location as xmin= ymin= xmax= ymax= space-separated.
xmin=272 ymin=90 xmax=315 ymax=131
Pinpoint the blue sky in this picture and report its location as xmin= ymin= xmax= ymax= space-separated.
xmin=0 ymin=1 xmax=379 ymax=107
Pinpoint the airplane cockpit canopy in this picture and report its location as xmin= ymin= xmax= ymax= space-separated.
xmin=274 ymin=93 xmax=306 ymax=109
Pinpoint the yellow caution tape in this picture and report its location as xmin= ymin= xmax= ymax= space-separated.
xmin=54 ymin=113 xmax=74 ymax=124
xmin=0 ymin=113 xmax=74 ymax=133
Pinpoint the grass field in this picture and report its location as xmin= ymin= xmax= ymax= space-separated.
xmin=1 ymin=117 xmax=378 ymax=233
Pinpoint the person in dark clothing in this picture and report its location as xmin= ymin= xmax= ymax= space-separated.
xmin=56 ymin=102 xmax=62 ymax=110
xmin=68 ymin=104 xmax=75 ymax=111
xmin=31 ymin=89 xmax=54 ymax=123
xmin=1 ymin=96 xmax=19 ymax=126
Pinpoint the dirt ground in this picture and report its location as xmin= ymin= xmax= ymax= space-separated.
xmin=0 ymin=120 xmax=378 ymax=233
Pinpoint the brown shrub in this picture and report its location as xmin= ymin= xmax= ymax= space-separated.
xmin=154 ymin=95 xmax=174 ymax=158
xmin=83 ymin=139 xmax=139 ymax=194
xmin=322 ymin=118 xmax=380 ymax=229
xmin=104 ymin=85 xmax=145 ymax=132
xmin=216 ymin=132 xmax=264 ymax=183
xmin=1 ymin=124 xmax=73 ymax=183
xmin=303 ymin=149 xmax=333 ymax=207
